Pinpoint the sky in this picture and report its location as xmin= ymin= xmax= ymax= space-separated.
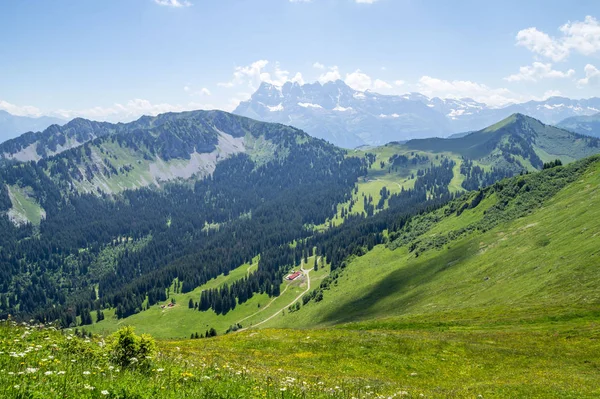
xmin=0 ymin=0 xmax=599 ymax=122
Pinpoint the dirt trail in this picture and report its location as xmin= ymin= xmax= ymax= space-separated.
xmin=237 ymin=258 xmax=318 ymax=331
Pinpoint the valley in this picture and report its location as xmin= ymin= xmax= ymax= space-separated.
xmin=0 ymin=109 xmax=599 ymax=398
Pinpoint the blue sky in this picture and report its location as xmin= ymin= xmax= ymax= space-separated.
xmin=0 ymin=0 xmax=599 ymax=121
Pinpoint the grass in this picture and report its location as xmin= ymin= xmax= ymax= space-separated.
xmin=89 ymin=255 xmax=330 ymax=338
xmin=269 ymin=159 xmax=600 ymax=330
xmin=6 ymin=184 xmax=44 ymax=226
xmin=4 ymin=160 xmax=600 ymax=398
xmin=0 ymin=322 xmax=390 ymax=399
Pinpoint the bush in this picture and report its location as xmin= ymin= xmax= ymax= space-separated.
xmin=107 ymin=326 xmax=157 ymax=369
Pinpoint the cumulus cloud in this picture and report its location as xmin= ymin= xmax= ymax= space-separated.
xmin=217 ymin=60 xmax=300 ymax=91
xmin=318 ymin=66 xmax=342 ymax=83
xmin=417 ymin=76 xmax=519 ymax=107
xmin=343 ymin=70 xmax=394 ymax=92
xmin=373 ymin=79 xmax=392 ymax=90
xmin=504 ymin=62 xmax=575 ymax=82
xmin=290 ymin=72 xmax=305 ymax=85
xmin=0 ymin=100 xmax=42 ymax=117
xmin=154 ymin=0 xmax=192 ymax=7
xmin=345 ymin=70 xmax=372 ymax=91
xmin=313 ymin=62 xmax=325 ymax=70
xmin=394 ymin=80 xmax=405 ymax=86
xmin=184 ymin=86 xmax=211 ymax=96
xmin=577 ymin=64 xmax=600 ymax=86
xmin=516 ymin=16 xmax=600 ymax=61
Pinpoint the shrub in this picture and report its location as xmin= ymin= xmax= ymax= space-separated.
xmin=107 ymin=326 xmax=157 ymax=369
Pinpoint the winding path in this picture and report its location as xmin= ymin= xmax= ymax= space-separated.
xmin=237 ymin=259 xmax=317 ymax=331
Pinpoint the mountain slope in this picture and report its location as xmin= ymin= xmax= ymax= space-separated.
xmin=1 ymin=110 xmax=312 ymax=197
xmin=558 ymin=112 xmax=600 ymax=137
xmin=266 ymin=155 xmax=600 ymax=329
xmin=0 ymin=109 xmax=370 ymax=327
xmin=404 ymin=113 xmax=600 ymax=172
xmin=0 ymin=110 xmax=64 ymax=144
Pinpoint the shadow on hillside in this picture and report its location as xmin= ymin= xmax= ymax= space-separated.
xmin=318 ymin=239 xmax=478 ymax=325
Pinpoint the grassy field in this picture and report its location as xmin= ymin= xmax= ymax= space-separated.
xmin=89 ymin=255 xmax=330 ymax=338
xmin=266 ymin=158 xmax=600 ymax=329
xmin=3 ymin=160 xmax=600 ymax=398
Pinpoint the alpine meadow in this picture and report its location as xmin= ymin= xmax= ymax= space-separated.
xmin=1 ymin=2 xmax=599 ymax=398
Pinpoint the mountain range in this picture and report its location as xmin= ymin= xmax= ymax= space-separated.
xmin=234 ymin=80 xmax=600 ymax=148
xmin=0 ymin=108 xmax=598 ymax=329
xmin=0 ymin=110 xmax=64 ymax=144
xmin=557 ymin=112 xmax=600 ymax=137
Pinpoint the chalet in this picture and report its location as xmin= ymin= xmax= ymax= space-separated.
xmin=286 ymin=271 xmax=302 ymax=281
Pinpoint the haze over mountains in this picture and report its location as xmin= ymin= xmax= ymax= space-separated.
xmin=234 ymin=80 xmax=600 ymax=148
xmin=0 ymin=110 xmax=64 ymax=144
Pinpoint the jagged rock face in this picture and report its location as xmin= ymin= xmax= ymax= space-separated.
xmin=234 ymin=80 xmax=600 ymax=148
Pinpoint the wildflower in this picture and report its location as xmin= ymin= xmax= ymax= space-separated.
xmin=129 ymin=357 xmax=138 ymax=363
xmin=26 ymin=367 xmax=38 ymax=374
xmin=13 ymin=385 xmax=19 ymax=389
xmin=57 ymin=371 xmax=66 ymax=375
xmin=83 ymin=371 xmax=91 ymax=375
xmin=44 ymin=371 xmax=54 ymax=375
xmin=156 ymin=368 xmax=164 ymax=372
xmin=84 ymin=384 xmax=95 ymax=390
xmin=101 ymin=390 xmax=109 ymax=395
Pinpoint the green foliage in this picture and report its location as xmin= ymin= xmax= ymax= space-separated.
xmin=107 ymin=326 xmax=157 ymax=369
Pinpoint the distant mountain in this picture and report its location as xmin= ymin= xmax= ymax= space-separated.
xmin=0 ymin=110 xmax=64 ymax=144
xmin=1 ymin=110 xmax=325 ymax=196
xmin=557 ymin=113 xmax=600 ymax=138
xmin=234 ymin=80 xmax=453 ymax=148
xmin=234 ymin=80 xmax=600 ymax=148
xmin=404 ymin=113 xmax=600 ymax=172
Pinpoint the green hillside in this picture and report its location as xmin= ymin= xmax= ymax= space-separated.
xmin=2 ymin=156 xmax=599 ymax=398
xmin=404 ymin=113 xmax=599 ymax=171
xmin=266 ymin=155 xmax=600 ymax=329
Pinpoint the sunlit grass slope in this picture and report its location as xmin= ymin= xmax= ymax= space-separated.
xmin=269 ymin=155 xmax=600 ymax=328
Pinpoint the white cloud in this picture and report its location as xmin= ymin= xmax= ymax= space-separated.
xmin=313 ymin=62 xmax=325 ymax=70
xmin=373 ymin=79 xmax=392 ymax=90
xmin=290 ymin=72 xmax=305 ymax=85
xmin=577 ymin=64 xmax=600 ymax=86
xmin=52 ymin=99 xmax=213 ymax=122
xmin=318 ymin=66 xmax=341 ymax=83
xmin=394 ymin=80 xmax=405 ymax=86
xmin=504 ymin=62 xmax=575 ymax=82
xmin=184 ymin=86 xmax=211 ymax=96
xmin=345 ymin=70 xmax=372 ymax=91
xmin=0 ymin=100 xmax=42 ymax=117
xmin=516 ymin=16 xmax=600 ymax=61
xmin=154 ymin=0 xmax=192 ymax=7
xmin=344 ymin=70 xmax=393 ymax=92
xmin=218 ymin=60 xmax=299 ymax=91
xmin=417 ymin=76 xmax=519 ymax=107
